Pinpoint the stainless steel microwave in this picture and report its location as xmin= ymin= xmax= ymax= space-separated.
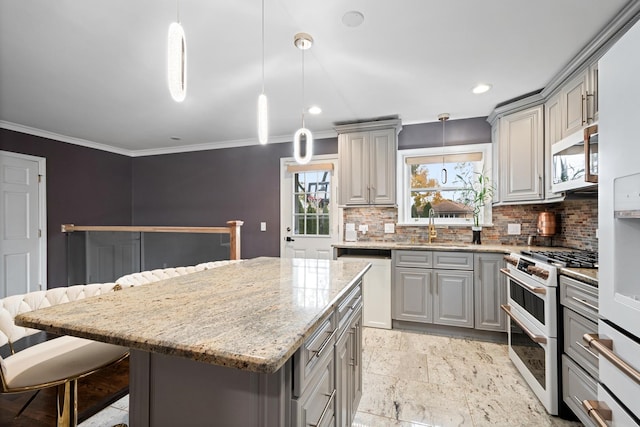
xmin=551 ymin=124 xmax=598 ymax=192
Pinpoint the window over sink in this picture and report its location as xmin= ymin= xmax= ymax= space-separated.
xmin=397 ymin=144 xmax=493 ymax=226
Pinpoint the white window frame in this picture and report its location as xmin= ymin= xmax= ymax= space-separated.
xmin=397 ymin=143 xmax=493 ymax=227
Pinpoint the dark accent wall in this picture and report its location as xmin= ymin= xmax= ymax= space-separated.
xmin=398 ymin=117 xmax=491 ymax=149
xmin=0 ymin=129 xmax=133 ymax=286
xmin=131 ymin=138 xmax=338 ymax=259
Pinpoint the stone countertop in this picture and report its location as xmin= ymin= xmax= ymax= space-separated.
xmin=16 ymin=257 xmax=371 ymax=374
xmin=559 ymin=267 xmax=598 ymax=287
xmin=333 ymin=241 xmax=564 ymax=254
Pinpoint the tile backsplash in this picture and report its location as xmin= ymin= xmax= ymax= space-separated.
xmin=343 ymin=198 xmax=598 ymax=251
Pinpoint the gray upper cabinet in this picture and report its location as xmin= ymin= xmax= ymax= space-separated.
xmin=336 ymin=120 xmax=402 ymax=206
xmin=544 ymin=94 xmax=565 ymax=202
xmin=559 ymin=63 xmax=598 ymax=139
xmin=473 ymin=253 xmax=507 ymax=332
xmin=560 ymin=70 xmax=590 ymax=137
xmin=498 ymin=105 xmax=544 ymax=202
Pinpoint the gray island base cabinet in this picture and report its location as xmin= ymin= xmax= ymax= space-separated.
xmin=15 ymin=257 xmax=369 ymax=427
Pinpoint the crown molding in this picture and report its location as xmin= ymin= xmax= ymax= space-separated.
xmin=0 ymin=121 xmax=134 ymax=156
xmin=1 ymin=120 xmax=338 ymax=158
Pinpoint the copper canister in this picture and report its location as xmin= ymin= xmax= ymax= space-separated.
xmin=537 ymin=212 xmax=556 ymax=236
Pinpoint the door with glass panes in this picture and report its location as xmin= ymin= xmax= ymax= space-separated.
xmin=280 ymin=156 xmax=340 ymax=259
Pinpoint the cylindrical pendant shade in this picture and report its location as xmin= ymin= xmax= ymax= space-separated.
xmin=168 ymin=22 xmax=187 ymax=102
xmin=293 ymin=128 xmax=313 ymax=164
xmin=258 ymin=93 xmax=268 ymax=144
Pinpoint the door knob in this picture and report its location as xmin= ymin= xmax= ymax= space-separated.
xmin=285 ymin=236 xmax=295 ymax=242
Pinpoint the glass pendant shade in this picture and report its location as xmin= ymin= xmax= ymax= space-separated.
xmin=168 ymin=22 xmax=187 ymax=102
xmin=293 ymin=128 xmax=313 ymax=164
xmin=258 ymin=93 xmax=268 ymax=144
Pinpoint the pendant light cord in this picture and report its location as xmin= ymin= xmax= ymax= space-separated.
xmin=261 ymin=0 xmax=265 ymax=94
xmin=176 ymin=0 xmax=180 ymax=23
xmin=301 ymin=47 xmax=305 ymax=128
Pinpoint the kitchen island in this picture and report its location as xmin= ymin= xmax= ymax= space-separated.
xmin=16 ymin=257 xmax=370 ymax=427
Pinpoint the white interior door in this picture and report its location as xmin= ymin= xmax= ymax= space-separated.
xmin=280 ymin=155 xmax=341 ymax=259
xmin=0 ymin=151 xmax=47 ymax=297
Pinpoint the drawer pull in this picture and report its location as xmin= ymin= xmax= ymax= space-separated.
xmin=582 ymin=399 xmax=612 ymax=427
xmin=575 ymin=341 xmax=599 ymax=360
xmin=312 ymin=329 xmax=337 ymax=359
xmin=500 ymin=268 xmax=546 ymax=295
xmin=570 ymin=296 xmax=599 ymax=312
xmin=501 ymin=305 xmax=547 ymax=344
xmin=584 ymin=333 xmax=640 ymax=385
xmin=309 ymin=389 xmax=336 ymax=427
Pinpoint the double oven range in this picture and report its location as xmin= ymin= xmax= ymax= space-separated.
xmin=500 ymin=250 xmax=597 ymax=416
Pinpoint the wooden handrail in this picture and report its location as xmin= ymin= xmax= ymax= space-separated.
xmin=61 ymin=220 xmax=244 ymax=260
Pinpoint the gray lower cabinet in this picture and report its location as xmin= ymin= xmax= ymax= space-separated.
xmin=393 ymin=250 xmax=474 ymax=329
xmin=433 ymin=269 xmax=474 ymax=328
xmin=473 ymin=253 xmax=507 ymax=332
xmin=394 ymin=267 xmax=433 ymax=323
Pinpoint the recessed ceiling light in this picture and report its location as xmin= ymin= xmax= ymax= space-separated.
xmin=170 ymin=136 xmax=182 ymax=141
xmin=472 ymin=83 xmax=492 ymax=94
xmin=308 ymin=106 xmax=322 ymax=115
xmin=342 ymin=11 xmax=364 ymax=28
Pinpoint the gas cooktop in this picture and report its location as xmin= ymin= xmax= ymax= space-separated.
xmin=520 ymin=250 xmax=599 ymax=268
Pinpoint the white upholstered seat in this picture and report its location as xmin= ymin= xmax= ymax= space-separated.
xmin=0 ymin=283 xmax=129 ymax=427
xmin=115 ymin=259 xmax=243 ymax=287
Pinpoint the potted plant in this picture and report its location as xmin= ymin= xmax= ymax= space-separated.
xmin=456 ymin=168 xmax=494 ymax=244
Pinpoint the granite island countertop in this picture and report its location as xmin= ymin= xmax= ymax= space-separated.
xmin=16 ymin=257 xmax=371 ymax=374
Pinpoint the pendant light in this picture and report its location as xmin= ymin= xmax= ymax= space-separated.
xmin=168 ymin=2 xmax=186 ymax=102
xmin=438 ymin=113 xmax=450 ymax=184
xmin=257 ymin=0 xmax=268 ymax=144
xmin=293 ymin=33 xmax=313 ymax=164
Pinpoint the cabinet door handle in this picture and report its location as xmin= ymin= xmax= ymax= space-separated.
xmin=581 ymin=94 xmax=587 ymax=125
xmin=586 ymin=92 xmax=594 ymax=122
xmin=570 ymin=296 xmax=598 ymax=312
xmin=538 ymin=175 xmax=542 ymax=197
xmin=575 ymin=341 xmax=599 ymax=360
xmin=478 ymin=257 xmax=483 ymax=280
xmin=312 ymin=328 xmax=337 ymax=359
xmin=582 ymin=400 xmax=612 ymax=427
xmin=583 ymin=333 xmax=640 ymax=385
xmin=310 ymin=389 xmax=336 ymax=427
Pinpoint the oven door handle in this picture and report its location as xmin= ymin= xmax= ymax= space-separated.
xmin=500 ymin=268 xmax=547 ymax=295
xmin=501 ymin=304 xmax=547 ymax=344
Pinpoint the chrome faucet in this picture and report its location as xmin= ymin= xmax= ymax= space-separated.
xmin=428 ymin=208 xmax=437 ymax=244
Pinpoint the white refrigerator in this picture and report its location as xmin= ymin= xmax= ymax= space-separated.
xmin=596 ymin=17 xmax=640 ymax=426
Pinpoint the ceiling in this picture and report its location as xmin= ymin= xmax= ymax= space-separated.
xmin=0 ymin=0 xmax=633 ymax=156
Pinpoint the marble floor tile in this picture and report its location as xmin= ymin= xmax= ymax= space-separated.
xmin=78 ymin=405 xmax=128 ymax=427
xmin=393 ymin=379 xmax=473 ymax=426
xmin=359 ymin=371 xmax=401 ymax=419
xmin=367 ymin=346 xmax=429 ymax=382
xmin=363 ymin=327 xmax=403 ymax=350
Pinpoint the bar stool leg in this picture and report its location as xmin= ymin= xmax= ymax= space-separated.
xmin=56 ymin=380 xmax=78 ymax=427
